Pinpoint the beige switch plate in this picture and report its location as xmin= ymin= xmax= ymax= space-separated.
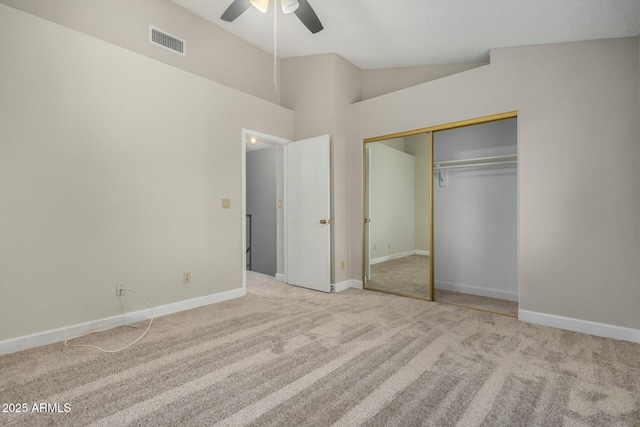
xmin=221 ymin=198 xmax=231 ymax=209
xmin=278 ymin=200 xmax=283 ymax=208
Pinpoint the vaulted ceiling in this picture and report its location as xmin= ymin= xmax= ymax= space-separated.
xmin=171 ymin=0 xmax=640 ymax=69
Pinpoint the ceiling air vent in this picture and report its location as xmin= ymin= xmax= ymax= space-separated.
xmin=149 ymin=26 xmax=186 ymax=56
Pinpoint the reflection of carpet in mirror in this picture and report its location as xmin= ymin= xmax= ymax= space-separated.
xmin=365 ymin=255 xmax=518 ymax=317
xmin=366 ymin=255 xmax=430 ymax=299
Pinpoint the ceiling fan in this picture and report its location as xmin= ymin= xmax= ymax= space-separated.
xmin=221 ymin=0 xmax=323 ymax=34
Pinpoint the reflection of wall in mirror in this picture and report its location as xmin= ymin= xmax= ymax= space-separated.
xmin=369 ymin=143 xmax=415 ymax=264
xmin=403 ymin=134 xmax=431 ymax=254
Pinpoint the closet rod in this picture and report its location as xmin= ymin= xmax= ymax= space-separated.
xmin=434 ymin=155 xmax=517 ymax=171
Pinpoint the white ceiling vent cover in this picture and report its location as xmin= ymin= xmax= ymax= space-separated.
xmin=149 ymin=26 xmax=186 ymax=56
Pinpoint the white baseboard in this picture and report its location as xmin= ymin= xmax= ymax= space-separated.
xmin=435 ymin=280 xmax=518 ymax=302
xmin=415 ymin=250 xmax=430 ymax=256
xmin=519 ymin=310 xmax=640 ymax=344
xmin=0 ymin=287 xmax=246 ymax=356
xmin=370 ymin=251 xmax=416 ymax=265
xmin=275 ymin=273 xmax=286 ymax=282
xmin=334 ymin=279 xmax=363 ymax=292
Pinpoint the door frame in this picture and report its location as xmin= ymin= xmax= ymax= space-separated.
xmin=241 ymin=128 xmax=291 ymax=292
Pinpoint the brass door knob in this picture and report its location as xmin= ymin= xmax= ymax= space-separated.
xmin=320 ymin=219 xmax=332 ymax=224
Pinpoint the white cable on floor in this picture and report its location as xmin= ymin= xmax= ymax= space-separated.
xmin=403 ymin=255 xmax=420 ymax=263
xmin=64 ymin=288 xmax=154 ymax=353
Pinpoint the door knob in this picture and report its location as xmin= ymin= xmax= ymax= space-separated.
xmin=320 ymin=219 xmax=332 ymax=224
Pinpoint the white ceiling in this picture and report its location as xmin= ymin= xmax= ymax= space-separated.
xmin=171 ymin=0 xmax=640 ymax=69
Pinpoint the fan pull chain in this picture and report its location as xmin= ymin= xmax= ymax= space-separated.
xmin=274 ymin=1 xmax=277 ymax=93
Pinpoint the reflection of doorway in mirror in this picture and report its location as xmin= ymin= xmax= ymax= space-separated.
xmin=363 ymin=132 xmax=431 ymax=300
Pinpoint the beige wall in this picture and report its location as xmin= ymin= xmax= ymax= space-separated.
xmin=0 ymin=0 xmax=280 ymax=104
xmin=332 ymin=55 xmax=362 ymax=284
xmin=280 ymin=54 xmax=337 ymax=139
xmin=281 ymin=53 xmax=361 ymax=284
xmin=0 ymin=4 xmax=293 ymax=341
xmin=349 ymin=37 xmax=640 ymax=331
xmin=361 ymin=62 xmax=488 ymax=100
xmin=2 ymin=1 xmax=639 ymax=343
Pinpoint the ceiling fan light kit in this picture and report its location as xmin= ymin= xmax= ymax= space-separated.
xmin=220 ymin=0 xmax=322 ymax=93
xmin=280 ymin=0 xmax=299 ymax=14
xmin=221 ymin=0 xmax=323 ymax=34
xmin=249 ymin=0 xmax=269 ymax=13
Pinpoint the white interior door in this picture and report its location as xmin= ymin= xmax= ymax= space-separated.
xmin=286 ymin=134 xmax=331 ymax=292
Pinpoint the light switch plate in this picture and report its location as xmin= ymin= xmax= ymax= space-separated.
xmin=222 ymin=198 xmax=231 ymax=209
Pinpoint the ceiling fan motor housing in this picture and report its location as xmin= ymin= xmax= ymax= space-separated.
xmin=222 ymin=0 xmax=323 ymax=34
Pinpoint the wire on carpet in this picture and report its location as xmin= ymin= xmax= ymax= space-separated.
xmin=63 ymin=288 xmax=154 ymax=353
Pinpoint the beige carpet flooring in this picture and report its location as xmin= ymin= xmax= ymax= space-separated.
xmin=1 ymin=272 xmax=639 ymax=426
xmin=367 ymin=256 xmax=518 ymax=317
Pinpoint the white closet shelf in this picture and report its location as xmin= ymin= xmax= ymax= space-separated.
xmin=433 ymin=155 xmax=517 ymax=171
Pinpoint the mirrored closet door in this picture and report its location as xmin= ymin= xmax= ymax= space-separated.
xmin=363 ymin=133 xmax=432 ymax=300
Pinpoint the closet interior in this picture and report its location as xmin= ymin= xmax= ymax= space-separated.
xmin=433 ymin=118 xmax=518 ymax=317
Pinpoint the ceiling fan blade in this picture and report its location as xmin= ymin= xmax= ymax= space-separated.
xmin=294 ymin=0 xmax=323 ymax=34
xmin=221 ymin=0 xmax=252 ymax=22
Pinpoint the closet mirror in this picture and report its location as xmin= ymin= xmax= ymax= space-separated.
xmin=363 ymin=132 xmax=432 ymax=300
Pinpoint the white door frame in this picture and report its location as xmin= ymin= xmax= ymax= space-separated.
xmin=241 ymin=129 xmax=291 ymax=292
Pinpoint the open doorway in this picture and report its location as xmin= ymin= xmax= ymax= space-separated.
xmin=241 ymin=129 xmax=290 ymax=291
xmin=241 ymin=130 xmax=332 ymax=293
xmin=246 ymin=142 xmax=277 ymax=275
xmin=242 ymin=130 xmax=333 ymax=293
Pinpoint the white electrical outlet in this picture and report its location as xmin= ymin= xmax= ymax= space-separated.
xmin=183 ymin=272 xmax=191 ymax=284
xmin=116 ymin=283 xmax=125 ymax=296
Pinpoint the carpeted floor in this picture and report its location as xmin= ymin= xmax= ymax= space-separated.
xmin=1 ymin=272 xmax=639 ymax=426
xmin=367 ymin=256 xmax=518 ymax=317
